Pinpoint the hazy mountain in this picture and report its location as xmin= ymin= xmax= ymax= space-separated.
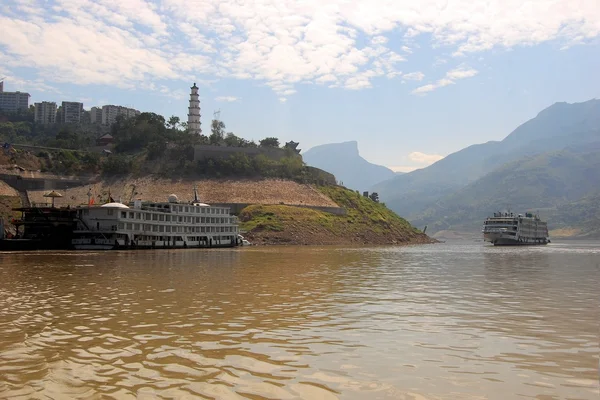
xmin=410 ymin=146 xmax=600 ymax=234
xmin=374 ymin=99 xmax=600 ymax=217
xmin=302 ymin=141 xmax=396 ymax=191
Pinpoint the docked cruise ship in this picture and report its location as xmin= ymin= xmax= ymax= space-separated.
xmin=72 ymin=189 xmax=241 ymax=250
xmin=482 ymin=212 xmax=550 ymax=246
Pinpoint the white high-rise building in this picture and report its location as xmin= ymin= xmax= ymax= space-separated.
xmin=34 ymin=101 xmax=57 ymax=124
xmin=60 ymin=101 xmax=83 ymax=124
xmin=0 ymin=81 xmax=30 ymax=113
xmin=187 ymin=83 xmax=201 ymax=135
xmin=101 ymin=105 xmax=140 ymax=126
xmin=90 ymin=106 xmax=103 ymax=124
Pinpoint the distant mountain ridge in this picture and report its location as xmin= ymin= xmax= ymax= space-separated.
xmin=302 ymin=141 xmax=396 ymax=191
xmin=410 ymin=146 xmax=600 ymax=236
xmin=374 ymin=99 xmax=600 ymax=220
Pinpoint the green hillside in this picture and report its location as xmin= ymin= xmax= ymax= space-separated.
xmin=375 ymin=99 xmax=600 ymax=219
xmin=411 ymin=148 xmax=600 ymax=235
xmin=239 ymin=185 xmax=432 ymax=245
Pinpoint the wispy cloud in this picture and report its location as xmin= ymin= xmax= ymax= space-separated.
xmin=1 ymin=0 xmax=598 ymax=101
xmin=412 ymin=65 xmax=478 ymax=95
xmin=215 ymin=96 xmax=240 ymax=102
xmin=403 ymin=71 xmax=425 ymax=81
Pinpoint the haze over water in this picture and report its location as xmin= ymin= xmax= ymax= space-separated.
xmin=0 ymin=242 xmax=598 ymax=399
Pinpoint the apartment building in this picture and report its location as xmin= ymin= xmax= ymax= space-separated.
xmin=60 ymin=101 xmax=83 ymax=124
xmin=0 ymin=90 xmax=30 ymax=112
xmin=101 ymin=105 xmax=140 ymax=126
xmin=34 ymin=101 xmax=58 ymax=124
xmin=90 ymin=106 xmax=103 ymax=124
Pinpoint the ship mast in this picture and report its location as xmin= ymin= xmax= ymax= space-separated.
xmin=193 ymin=185 xmax=199 ymax=204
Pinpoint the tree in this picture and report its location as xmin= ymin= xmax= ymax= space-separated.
xmin=209 ymin=119 xmax=226 ymax=145
xmin=259 ymin=137 xmax=280 ymax=148
xmin=224 ymin=132 xmax=250 ymax=147
xmin=167 ymin=115 xmax=180 ymax=131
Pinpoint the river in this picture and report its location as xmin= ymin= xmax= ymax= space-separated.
xmin=0 ymin=241 xmax=598 ymax=399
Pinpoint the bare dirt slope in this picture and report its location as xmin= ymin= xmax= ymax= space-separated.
xmin=27 ymin=177 xmax=338 ymax=208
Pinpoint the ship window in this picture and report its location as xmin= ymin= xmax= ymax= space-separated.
xmin=152 ymin=225 xmax=158 ymax=232
xmin=136 ymin=213 xmax=141 ymax=220
xmin=118 ymin=223 xmax=124 ymax=229
xmin=107 ymin=209 xmax=114 ymax=216
xmin=166 ymin=215 xmax=170 ymax=222
xmin=159 ymin=214 xmax=164 ymax=221
xmin=166 ymin=226 xmax=171 ymax=232
xmin=159 ymin=226 xmax=164 ymax=232
xmin=134 ymin=224 xmax=140 ymax=230
xmin=129 ymin=212 xmax=134 ymax=218
xmin=152 ymin=214 xmax=158 ymax=221
xmin=127 ymin=223 xmax=132 ymax=229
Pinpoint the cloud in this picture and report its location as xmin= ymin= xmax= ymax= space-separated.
xmin=403 ymin=71 xmax=425 ymax=81
xmin=408 ymin=151 xmax=445 ymax=164
xmin=0 ymin=71 xmax=63 ymax=94
xmin=401 ymin=46 xmax=412 ymax=54
xmin=215 ymin=96 xmax=240 ymax=102
xmin=411 ymin=84 xmax=436 ymax=94
xmin=446 ymin=67 xmax=478 ymax=80
xmin=1 ymin=0 xmax=598 ymax=101
xmin=412 ymin=65 xmax=478 ymax=95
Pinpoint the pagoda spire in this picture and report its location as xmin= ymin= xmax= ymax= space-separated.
xmin=187 ymin=83 xmax=201 ymax=135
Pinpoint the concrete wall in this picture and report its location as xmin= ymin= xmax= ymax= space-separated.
xmin=210 ymin=202 xmax=347 ymax=216
xmin=193 ymin=145 xmax=291 ymax=161
xmin=0 ymin=173 xmax=90 ymax=192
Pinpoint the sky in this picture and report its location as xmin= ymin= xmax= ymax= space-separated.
xmin=1 ymin=0 xmax=599 ymax=172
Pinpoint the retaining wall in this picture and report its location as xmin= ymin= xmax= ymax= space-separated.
xmin=193 ymin=145 xmax=291 ymax=161
xmin=210 ymin=202 xmax=346 ymax=216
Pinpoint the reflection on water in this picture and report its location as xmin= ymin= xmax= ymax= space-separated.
xmin=0 ymin=242 xmax=598 ymax=399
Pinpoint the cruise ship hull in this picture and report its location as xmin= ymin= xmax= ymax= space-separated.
xmin=483 ymin=233 xmax=549 ymax=246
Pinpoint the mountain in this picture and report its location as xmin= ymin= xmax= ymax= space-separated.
xmin=410 ymin=146 xmax=600 ymax=235
xmin=302 ymin=141 xmax=396 ymax=191
xmin=374 ymin=99 xmax=600 ymax=217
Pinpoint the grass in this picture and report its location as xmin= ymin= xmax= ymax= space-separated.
xmin=238 ymin=185 xmax=423 ymax=244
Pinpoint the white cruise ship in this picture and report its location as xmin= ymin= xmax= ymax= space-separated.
xmin=72 ymin=188 xmax=241 ymax=250
xmin=482 ymin=212 xmax=550 ymax=246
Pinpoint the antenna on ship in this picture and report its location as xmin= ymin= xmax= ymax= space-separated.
xmin=213 ymin=109 xmax=221 ymax=120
